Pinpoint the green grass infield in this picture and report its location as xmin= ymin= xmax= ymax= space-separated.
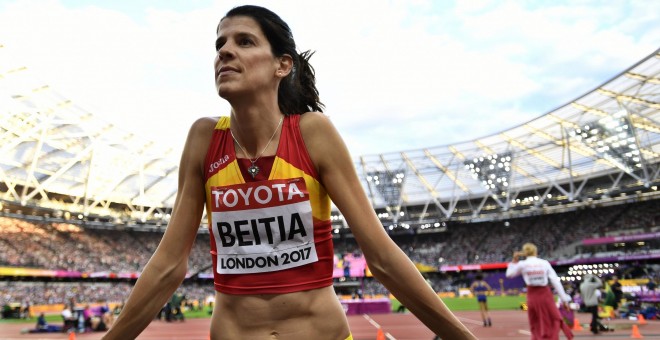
xmin=391 ymin=295 xmax=527 ymax=312
xmin=1 ymin=295 xmax=527 ymax=325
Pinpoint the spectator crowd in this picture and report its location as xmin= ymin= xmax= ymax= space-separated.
xmin=0 ymin=200 xmax=656 ymax=311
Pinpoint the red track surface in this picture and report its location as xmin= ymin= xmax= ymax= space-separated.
xmin=1 ymin=311 xmax=658 ymax=339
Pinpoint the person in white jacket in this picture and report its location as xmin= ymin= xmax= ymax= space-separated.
xmin=506 ymin=243 xmax=572 ymax=339
xmin=580 ymin=274 xmax=604 ymax=334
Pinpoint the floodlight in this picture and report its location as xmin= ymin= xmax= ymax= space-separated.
xmin=569 ymin=110 xmax=643 ymax=174
xmin=366 ymin=170 xmax=406 ymax=223
xmin=464 ymin=152 xmax=512 ymax=195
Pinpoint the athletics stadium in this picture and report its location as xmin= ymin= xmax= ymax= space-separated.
xmin=0 ymin=40 xmax=659 ymax=339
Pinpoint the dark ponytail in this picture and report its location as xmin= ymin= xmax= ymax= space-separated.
xmin=224 ymin=5 xmax=324 ymax=115
xmin=279 ymin=50 xmax=324 ymax=114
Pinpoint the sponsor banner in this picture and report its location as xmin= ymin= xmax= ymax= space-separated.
xmin=89 ymin=271 xmax=111 ymax=278
xmin=479 ymin=263 xmax=509 ymax=270
xmin=332 ymin=253 xmax=369 ymax=278
xmin=198 ymin=273 xmax=214 ymax=279
xmin=117 ymin=272 xmax=139 ymax=279
xmin=554 ymin=252 xmax=660 ymax=266
xmin=440 ymin=265 xmax=460 ymax=272
xmin=581 ymin=231 xmax=660 ymax=246
xmin=0 ymin=267 xmax=83 ymax=278
xmin=440 ymin=262 xmax=508 ymax=272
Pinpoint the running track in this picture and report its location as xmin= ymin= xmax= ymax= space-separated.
xmin=1 ymin=310 xmax=658 ymax=339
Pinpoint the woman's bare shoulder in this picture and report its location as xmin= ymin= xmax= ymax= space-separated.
xmin=299 ymin=110 xmax=330 ymax=126
xmin=179 ymin=116 xmax=221 ymax=168
xmin=184 ymin=116 xmax=221 ymax=145
xmin=190 ymin=116 xmax=221 ymax=131
xmin=299 ymin=112 xmax=338 ymax=142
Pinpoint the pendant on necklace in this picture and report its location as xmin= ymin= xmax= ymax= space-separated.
xmin=247 ymin=164 xmax=260 ymax=178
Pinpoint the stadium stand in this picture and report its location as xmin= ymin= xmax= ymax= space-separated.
xmin=0 ymin=197 xmax=657 ymax=312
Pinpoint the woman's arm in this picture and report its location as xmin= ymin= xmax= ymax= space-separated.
xmin=102 ymin=117 xmax=215 ymax=339
xmin=505 ymin=252 xmax=524 ymax=278
xmin=546 ymin=263 xmax=571 ymax=302
xmin=505 ymin=263 xmax=522 ymax=278
xmin=301 ymin=112 xmax=476 ymax=340
xmin=594 ymin=277 xmax=603 ymax=287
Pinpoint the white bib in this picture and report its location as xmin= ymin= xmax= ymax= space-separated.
xmin=210 ymin=178 xmax=318 ymax=274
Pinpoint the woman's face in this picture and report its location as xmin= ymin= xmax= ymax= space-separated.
xmin=214 ymin=16 xmax=280 ymax=100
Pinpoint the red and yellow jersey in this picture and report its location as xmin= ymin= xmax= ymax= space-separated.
xmin=203 ymin=115 xmax=334 ymax=294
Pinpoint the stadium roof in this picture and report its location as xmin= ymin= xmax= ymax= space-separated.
xmin=355 ymin=48 xmax=659 ymax=229
xmin=1 ymin=44 xmax=659 ymax=227
xmin=1 ymin=44 xmax=179 ymax=222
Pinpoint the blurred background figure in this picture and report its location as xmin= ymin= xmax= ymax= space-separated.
xmin=579 ymin=274 xmax=606 ymax=334
xmin=470 ymin=273 xmax=492 ymax=327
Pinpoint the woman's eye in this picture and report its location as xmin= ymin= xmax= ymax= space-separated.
xmin=239 ymin=38 xmax=253 ymax=46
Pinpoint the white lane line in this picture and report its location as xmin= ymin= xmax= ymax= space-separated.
xmin=362 ymin=314 xmax=397 ymax=340
xmin=456 ymin=316 xmax=486 ymax=325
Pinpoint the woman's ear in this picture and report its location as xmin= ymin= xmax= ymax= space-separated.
xmin=276 ymin=54 xmax=293 ymax=77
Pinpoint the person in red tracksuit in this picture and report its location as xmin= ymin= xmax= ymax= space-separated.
xmin=506 ymin=243 xmax=573 ymax=340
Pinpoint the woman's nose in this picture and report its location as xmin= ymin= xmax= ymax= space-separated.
xmin=217 ymin=45 xmax=234 ymax=61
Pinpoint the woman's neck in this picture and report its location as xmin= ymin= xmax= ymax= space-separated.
xmin=229 ymin=106 xmax=283 ymax=156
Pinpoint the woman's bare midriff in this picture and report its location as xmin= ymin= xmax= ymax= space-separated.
xmin=210 ymin=285 xmax=350 ymax=340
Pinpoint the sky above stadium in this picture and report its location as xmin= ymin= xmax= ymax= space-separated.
xmin=1 ymin=0 xmax=658 ymax=158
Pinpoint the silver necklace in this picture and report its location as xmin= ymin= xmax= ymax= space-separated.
xmin=230 ymin=116 xmax=284 ymax=178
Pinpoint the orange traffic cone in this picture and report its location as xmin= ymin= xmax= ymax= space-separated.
xmin=638 ymin=313 xmax=647 ymax=325
xmin=68 ymin=331 xmax=76 ymax=340
xmin=572 ymin=318 xmax=583 ymax=331
xmin=631 ymin=324 xmax=643 ymax=339
xmin=376 ymin=327 xmax=386 ymax=340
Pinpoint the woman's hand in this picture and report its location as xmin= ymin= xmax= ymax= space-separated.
xmin=512 ymin=251 xmax=524 ymax=263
